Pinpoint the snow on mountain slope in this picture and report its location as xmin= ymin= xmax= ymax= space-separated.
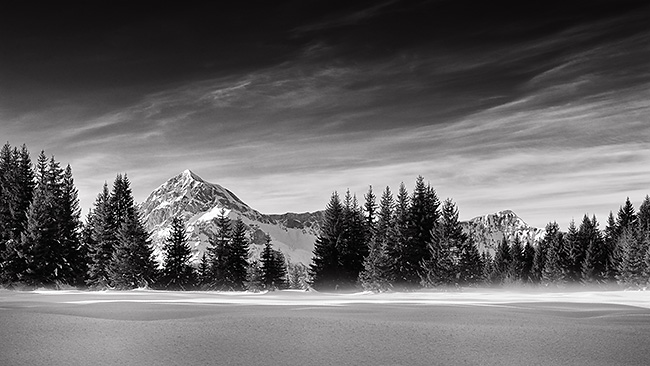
xmin=460 ymin=210 xmax=545 ymax=254
xmin=139 ymin=170 xmax=320 ymax=265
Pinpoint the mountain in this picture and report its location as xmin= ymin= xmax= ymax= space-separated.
xmin=139 ymin=170 xmax=321 ymax=265
xmin=460 ymin=210 xmax=545 ymax=254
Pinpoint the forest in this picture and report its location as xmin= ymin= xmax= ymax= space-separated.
xmin=1 ymin=142 xmax=649 ymax=291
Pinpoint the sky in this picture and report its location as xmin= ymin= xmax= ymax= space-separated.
xmin=1 ymin=0 xmax=649 ymax=228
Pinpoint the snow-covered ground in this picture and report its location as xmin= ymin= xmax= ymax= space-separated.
xmin=2 ymin=289 xmax=650 ymax=366
xmin=21 ymin=288 xmax=650 ymax=309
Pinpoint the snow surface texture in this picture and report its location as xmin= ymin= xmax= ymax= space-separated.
xmin=18 ymin=288 xmax=650 ymax=309
xmin=138 ymin=170 xmax=319 ymax=264
xmin=3 ymin=289 xmax=650 ymax=366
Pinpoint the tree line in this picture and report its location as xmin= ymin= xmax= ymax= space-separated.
xmin=309 ymin=176 xmax=650 ymax=291
xmin=0 ymin=143 xmax=293 ymax=290
xmin=2 ymin=142 xmax=649 ymax=292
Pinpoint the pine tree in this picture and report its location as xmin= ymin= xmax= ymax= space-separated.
xmin=110 ymin=210 xmax=157 ymax=289
xmin=359 ymin=186 xmax=394 ymax=292
xmin=161 ymin=216 xmax=195 ymax=290
xmin=404 ymin=177 xmax=439 ymax=285
xmin=197 ymin=252 xmax=211 ymax=289
xmin=542 ymin=222 xmax=565 ymax=284
xmin=310 ymin=192 xmax=344 ymax=290
xmin=0 ymin=144 xmax=34 ymax=283
xmin=508 ymin=235 xmax=524 ymax=282
xmin=638 ymin=195 xmax=650 ymax=236
xmin=227 ymin=218 xmax=250 ymax=290
xmin=604 ymin=211 xmax=619 ymax=280
xmin=617 ymin=197 xmax=637 ymax=233
xmin=421 ymin=198 xmax=464 ymax=286
xmin=521 ymin=240 xmax=535 ymax=282
xmin=338 ymin=191 xmax=368 ymax=286
xmin=208 ymin=208 xmax=232 ymax=289
xmin=386 ymin=182 xmax=410 ymax=285
xmin=563 ymin=219 xmax=580 ymax=281
xmin=457 ymin=237 xmax=483 ymax=285
xmin=580 ymin=215 xmax=607 ymax=283
xmin=21 ymin=152 xmax=64 ymax=286
xmin=363 ymin=185 xmax=377 ymax=237
xmin=260 ymin=235 xmax=287 ymax=290
xmin=86 ymin=183 xmax=116 ymax=288
xmin=491 ymin=237 xmax=512 ymax=284
xmin=58 ymin=165 xmax=85 ymax=286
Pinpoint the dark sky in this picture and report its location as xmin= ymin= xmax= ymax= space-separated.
xmin=1 ymin=0 xmax=649 ymax=226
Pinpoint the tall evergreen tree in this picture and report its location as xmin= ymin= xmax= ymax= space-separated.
xmin=310 ymin=192 xmax=344 ymax=290
xmin=617 ymin=197 xmax=637 ymax=235
xmin=521 ymin=240 xmax=535 ymax=282
xmin=338 ymin=191 xmax=368 ymax=286
xmin=363 ymin=185 xmax=377 ymax=237
xmin=161 ymin=216 xmax=195 ymax=289
xmin=359 ymin=186 xmax=394 ymax=292
xmin=542 ymin=222 xmax=565 ymax=284
xmin=638 ymin=195 xmax=650 ymax=235
xmin=457 ymin=237 xmax=483 ymax=285
xmin=58 ymin=165 xmax=85 ymax=286
xmin=227 ymin=218 xmax=250 ymax=290
xmin=604 ymin=211 xmax=620 ymax=280
xmin=421 ymin=198 xmax=465 ymax=286
xmin=86 ymin=183 xmax=116 ymax=288
xmin=208 ymin=208 xmax=232 ymax=289
xmin=508 ymin=235 xmax=524 ymax=282
xmin=563 ymin=219 xmax=580 ymax=281
xmin=260 ymin=234 xmax=287 ymax=290
xmin=404 ymin=177 xmax=439 ymax=285
xmin=386 ymin=182 xmax=410 ymax=285
xmin=109 ymin=210 xmax=157 ymax=289
xmin=580 ymin=215 xmax=607 ymax=283
xmin=491 ymin=237 xmax=512 ymax=283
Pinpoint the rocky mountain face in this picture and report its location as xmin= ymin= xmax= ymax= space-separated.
xmin=139 ymin=170 xmax=321 ymax=265
xmin=139 ymin=170 xmax=544 ymax=266
xmin=460 ymin=210 xmax=545 ymax=254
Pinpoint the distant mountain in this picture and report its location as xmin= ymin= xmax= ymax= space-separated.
xmin=139 ymin=170 xmax=321 ymax=265
xmin=460 ymin=210 xmax=545 ymax=254
xmin=139 ymin=170 xmax=544 ymax=265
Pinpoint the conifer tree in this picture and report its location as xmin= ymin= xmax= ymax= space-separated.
xmin=359 ymin=186 xmax=394 ymax=292
xmin=86 ymin=183 xmax=116 ymax=288
xmin=508 ymin=235 xmax=524 ymax=282
xmin=386 ymin=182 xmax=410 ymax=285
xmin=110 ymin=210 xmax=157 ymax=289
xmin=227 ymin=218 xmax=250 ymax=290
xmin=244 ymin=260 xmax=264 ymax=292
xmin=491 ymin=237 xmax=512 ymax=283
xmin=310 ymin=192 xmax=344 ymax=290
xmin=617 ymin=197 xmax=637 ymax=233
xmin=208 ymin=208 xmax=232 ymax=289
xmin=287 ymin=262 xmax=309 ymax=290
xmin=563 ymin=219 xmax=580 ymax=281
xmin=338 ymin=191 xmax=368 ymax=286
xmin=481 ymin=251 xmax=494 ymax=284
xmin=363 ymin=185 xmax=377 ymax=237
xmin=521 ymin=240 xmax=535 ymax=282
xmin=457 ymin=237 xmax=483 ymax=285
xmin=21 ymin=152 xmax=64 ymax=286
xmin=542 ymin=222 xmax=565 ymax=284
xmin=580 ymin=215 xmax=607 ymax=283
xmin=260 ymin=235 xmax=287 ymax=290
xmin=604 ymin=211 xmax=619 ymax=280
xmin=638 ymin=195 xmax=650 ymax=235
xmin=58 ymin=165 xmax=85 ymax=286
xmin=197 ymin=252 xmax=211 ymax=289
xmin=615 ymin=227 xmax=647 ymax=287
xmin=421 ymin=198 xmax=465 ymax=286
xmin=404 ymin=176 xmax=439 ymax=285
xmin=161 ymin=216 xmax=195 ymax=289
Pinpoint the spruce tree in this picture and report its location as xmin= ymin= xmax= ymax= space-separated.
xmin=638 ymin=195 xmax=650 ymax=235
xmin=580 ymin=215 xmax=607 ymax=283
xmin=58 ymin=165 xmax=85 ymax=286
xmin=386 ymin=182 xmax=410 ymax=285
xmin=338 ymin=191 xmax=368 ymax=286
xmin=197 ymin=252 xmax=211 ymax=289
xmin=542 ymin=222 xmax=565 ymax=284
xmin=260 ymin=235 xmax=287 ymax=290
xmin=404 ymin=176 xmax=439 ymax=285
xmin=359 ymin=186 xmax=394 ymax=292
xmin=421 ymin=198 xmax=464 ymax=286
xmin=363 ymin=185 xmax=377 ymax=237
xmin=21 ymin=152 xmax=63 ymax=286
xmin=208 ymin=208 xmax=232 ymax=289
xmin=110 ymin=211 xmax=157 ymax=289
xmin=521 ymin=240 xmax=535 ymax=282
xmin=457 ymin=237 xmax=483 ymax=285
xmin=563 ymin=219 xmax=581 ymax=281
xmin=491 ymin=237 xmax=512 ymax=284
xmin=310 ymin=192 xmax=344 ymax=290
xmin=508 ymin=235 xmax=524 ymax=282
xmin=162 ymin=216 xmax=195 ymax=289
xmin=227 ymin=218 xmax=250 ymax=290
xmin=86 ymin=183 xmax=116 ymax=288
xmin=604 ymin=211 xmax=619 ymax=280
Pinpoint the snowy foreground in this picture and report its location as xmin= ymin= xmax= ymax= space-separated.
xmin=2 ymin=289 xmax=650 ymax=366
xmin=14 ymin=287 xmax=650 ymax=308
